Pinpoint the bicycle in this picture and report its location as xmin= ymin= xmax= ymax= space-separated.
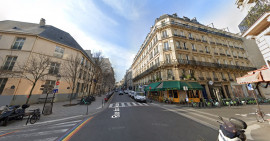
xmin=255 ymin=108 xmax=266 ymax=123
xmin=26 ymin=108 xmax=41 ymax=125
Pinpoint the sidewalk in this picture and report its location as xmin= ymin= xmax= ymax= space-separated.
xmin=0 ymin=94 xmax=109 ymax=131
xmin=151 ymin=101 xmax=270 ymax=141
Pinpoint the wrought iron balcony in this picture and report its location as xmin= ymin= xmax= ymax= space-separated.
xmin=163 ymin=47 xmax=171 ymax=51
xmin=222 ymin=44 xmax=228 ymax=47
xmin=233 ymin=56 xmax=238 ymax=58
xmin=227 ymin=54 xmax=231 ymax=57
xmin=192 ymin=49 xmax=197 ymax=52
xmin=196 ymin=39 xmax=201 ymax=42
xmin=229 ymin=79 xmax=234 ymax=82
xmin=239 ymin=56 xmax=244 ymax=59
xmin=238 ymin=1 xmax=270 ymax=33
xmin=206 ymin=51 xmax=210 ymax=54
xmin=183 ymin=47 xmax=189 ymax=50
xmin=220 ymin=53 xmax=226 ymax=56
xmin=214 ymin=52 xmax=219 ymax=55
xmin=199 ymin=50 xmax=204 ymax=53
xmin=210 ymin=42 xmax=216 ymax=45
xmin=216 ymin=43 xmax=222 ymax=46
xmin=176 ymin=46 xmax=182 ymax=50
xmin=229 ymin=45 xmax=234 ymax=48
xmin=202 ymin=40 xmax=208 ymax=43
xmin=199 ymin=77 xmax=204 ymax=80
xmin=222 ymin=78 xmax=227 ymax=81
xmin=207 ymin=77 xmax=212 ymax=80
xmin=214 ymin=78 xmax=219 ymax=81
xmin=189 ymin=37 xmax=195 ymax=40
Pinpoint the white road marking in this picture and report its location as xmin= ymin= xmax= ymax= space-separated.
xmin=115 ymin=102 xmax=119 ymax=107
xmin=109 ymin=104 xmax=114 ymax=108
xmin=126 ymin=102 xmax=132 ymax=106
xmin=1 ymin=129 xmax=68 ymax=139
xmin=114 ymin=107 xmax=120 ymax=111
xmin=120 ymin=103 xmax=126 ymax=107
xmin=245 ymin=124 xmax=260 ymax=140
xmin=33 ymin=137 xmax=58 ymax=141
xmin=142 ymin=103 xmax=149 ymax=106
xmin=47 ymin=123 xmax=77 ymax=129
xmin=137 ymin=103 xmax=143 ymax=106
xmin=53 ymin=120 xmax=81 ymax=126
xmin=96 ymin=106 xmax=102 ymax=109
xmin=132 ymin=102 xmax=138 ymax=106
xmin=25 ymin=115 xmax=83 ymax=126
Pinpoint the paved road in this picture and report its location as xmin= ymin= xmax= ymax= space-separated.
xmin=69 ymin=92 xmax=218 ymax=141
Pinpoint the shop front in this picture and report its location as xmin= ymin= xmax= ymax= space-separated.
xmin=145 ymin=81 xmax=204 ymax=104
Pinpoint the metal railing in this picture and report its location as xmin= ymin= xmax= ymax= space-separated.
xmin=163 ymin=47 xmax=171 ymax=51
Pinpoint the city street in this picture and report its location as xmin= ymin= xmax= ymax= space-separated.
xmin=68 ymin=92 xmax=218 ymax=141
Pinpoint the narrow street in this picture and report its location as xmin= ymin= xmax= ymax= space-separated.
xmin=68 ymin=92 xmax=218 ymax=141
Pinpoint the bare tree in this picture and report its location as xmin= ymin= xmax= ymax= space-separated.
xmin=92 ymin=51 xmax=104 ymax=95
xmin=16 ymin=54 xmax=51 ymax=104
xmin=61 ymin=54 xmax=81 ymax=105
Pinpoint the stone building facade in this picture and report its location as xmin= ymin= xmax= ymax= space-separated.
xmin=131 ymin=14 xmax=257 ymax=101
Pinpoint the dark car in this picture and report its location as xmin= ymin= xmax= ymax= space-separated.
xmin=119 ymin=91 xmax=124 ymax=95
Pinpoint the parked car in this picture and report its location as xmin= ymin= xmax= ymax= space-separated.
xmin=119 ymin=91 xmax=124 ymax=95
xmin=104 ymin=92 xmax=113 ymax=102
xmin=128 ymin=91 xmax=134 ymax=97
xmin=131 ymin=91 xmax=136 ymax=99
xmin=134 ymin=92 xmax=146 ymax=102
xmin=124 ymin=90 xmax=129 ymax=94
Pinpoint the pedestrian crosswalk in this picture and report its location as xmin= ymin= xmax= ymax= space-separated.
xmin=0 ymin=119 xmax=83 ymax=141
xmin=109 ymin=102 xmax=149 ymax=108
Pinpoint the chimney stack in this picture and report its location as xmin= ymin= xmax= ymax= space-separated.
xmin=40 ymin=18 xmax=46 ymax=27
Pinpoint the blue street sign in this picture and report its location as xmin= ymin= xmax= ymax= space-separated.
xmin=53 ymin=89 xmax=58 ymax=93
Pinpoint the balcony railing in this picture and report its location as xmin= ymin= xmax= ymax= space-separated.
xmin=183 ymin=47 xmax=189 ymax=50
xmin=210 ymin=42 xmax=216 ymax=45
xmin=214 ymin=53 xmax=219 ymax=55
xmin=222 ymin=44 xmax=228 ymax=47
xmin=199 ymin=50 xmax=204 ymax=53
xmin=206 ymin=51 xmax=210 ymax=54
xmin=222 ymin=78 xmax=227 ymax=81
xmin=163 ymin=47 xmax=171 ymax=51
xmin=238 ymin=1 xmax=270 ymax=33
xmin=239 ymin=56 xmax=244 ymax=59
xmin=229 ymin=78 xmax=234 ymax=82
xmin=202 ymin=40 xmax=208 ymax=43
xmin=192 ymin=49 xmax=197 ymax=52
xmin=227 ymin=54 xmax=231 ymax=57
xmin=216 ymin=43 xmax=222 ymax=46
xmin=220 ymin=53 xmax=226 ymax=56
xmin=207 ymin=77 xmax=212 ymax=80
xmin=233 ymin=56 xmax=238 ymax=58
xmin=196 ymin=39 xmax=201 ymax=42
xmin=214 ymin=78 xmax=219 ymax=81
xmin=229 ymin=45 xmax=234 ymax=48
xmin=176 ymin=46 xmax=182 ymax=50
xmin=199 ymin=77 xmax=204 ymax=80
xmin=189 ymin=37 xmax=195 ymax=40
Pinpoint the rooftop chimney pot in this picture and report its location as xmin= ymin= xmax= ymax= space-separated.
xmin=40 ymin=18 xmax=46 ymax=27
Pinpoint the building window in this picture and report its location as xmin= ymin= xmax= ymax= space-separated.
xmin=167 ymin=69 xmax=173 ymax=79
xmin=49 ymin=62 xmax=60 ymax=74
xmin=183 ymin=42 xmax=187 ymax=49
xmin=162 ymin=30 xmax=167 ymax=38
xmin=81 ymin=57 xmax=84 ymax=65
xmin=191 ymin=44 xmax=196 ymax=50
xmin=42 ymin=80 xmax=55 ymax=94
xmin=0 ymin=78 xmax=8 ymax=94
xmin=53 ymin=46 xmax=65 ymax=58
xmin=205 ymin=46 xmax=209 ymax=52
xmin=12 ymin=37 xmax=25 ymax=50
xmin=180 ymin=31 xmax=184 ymax=36
xmin=0 ymin=35 xmax=2 ymax=40
xmin=176 ymin=41 xmax=180 ymax=48
xmin=213 ymin=72 xmax=217 ymax=78
xmin=186 ymin=54 xmax=189 ymax=60
xmin=2 ymin=56 xmax=17 ymax=70
xmin=173 ymin=29 xmax=178 ymax=35
xmin=164 ymin=41 xmax=169 ymax=49
xmin=165 ymin=54 xmax=171 ymax=63
xmin=188 ymin=33 xmax=192 ymax=38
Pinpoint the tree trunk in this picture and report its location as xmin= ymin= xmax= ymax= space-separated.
xmin=26 ymin=82 xmax=36 ymax=105
xmin=70 ymin=83 xmax=75 ymax=105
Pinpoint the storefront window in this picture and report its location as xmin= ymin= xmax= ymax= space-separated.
xmin=173 ymin=90 xmax=178 ymax=98
xmin=168 ymin=90 xmax=173 ymax=97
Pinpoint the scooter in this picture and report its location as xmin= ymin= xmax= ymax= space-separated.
xmin=217 ymin=116 xmax=247 ymax=141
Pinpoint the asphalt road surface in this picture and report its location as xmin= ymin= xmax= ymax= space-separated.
xmin=70 ymin=92 xmax=218 ymax=141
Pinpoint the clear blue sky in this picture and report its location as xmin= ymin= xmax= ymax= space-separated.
xmin=0 ymin=0 xmax=245 ymax=82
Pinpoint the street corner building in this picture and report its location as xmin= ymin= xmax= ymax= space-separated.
xmin=0 ymin=19 xmax=102 ymax=106
xmin=131 ymin=13 xmax=263 ymax=104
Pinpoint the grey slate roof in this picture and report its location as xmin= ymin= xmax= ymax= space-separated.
xmin=0 ymin=20 xmax=91 ymax=61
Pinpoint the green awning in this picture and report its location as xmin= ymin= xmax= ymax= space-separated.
xmin=181 ymin=82 xmax=204 ymax=90
xmin=156 ymin=81 xmax=182 ymax=91
xmin=144 ymin=82 xmax=161 ymax=91
xmin=154 ymin=81 xmax=203 ymax=91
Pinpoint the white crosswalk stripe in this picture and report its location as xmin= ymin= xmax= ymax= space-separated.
xmin=0 ymin=120 xmax=82 ymax=141
xmin=108 ymin=102 xmax=149 ymax=108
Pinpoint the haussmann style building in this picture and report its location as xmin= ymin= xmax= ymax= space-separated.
xmin=131 ymin=14 xmax=257 ymax=104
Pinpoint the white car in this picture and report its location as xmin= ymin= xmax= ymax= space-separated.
xmin=128 ymin=91 xmax=134 ymax=97
xmin=134 ymin=92 xmax=146 ymax=102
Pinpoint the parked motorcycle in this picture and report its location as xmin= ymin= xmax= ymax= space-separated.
xmin=0 ymin=104 xmax=30 ymax=126
xmin=217 ymin=116 xmax=247 ymax=141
